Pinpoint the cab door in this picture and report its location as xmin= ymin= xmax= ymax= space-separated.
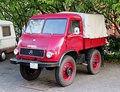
xmin=66 ymin=20 xmax=83 ymax=51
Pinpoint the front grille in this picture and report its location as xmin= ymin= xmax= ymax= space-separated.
xmin=20 ymin=48 xmax=44 ymax=57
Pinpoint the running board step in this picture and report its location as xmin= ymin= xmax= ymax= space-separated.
xmin=82 ymin=63 xmax=88 ymax=66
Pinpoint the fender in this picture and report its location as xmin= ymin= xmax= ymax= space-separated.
xmin=58 ymin=50 xmax=77 ymax=66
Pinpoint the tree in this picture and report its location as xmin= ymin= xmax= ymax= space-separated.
xmin=112 ymin=1 xmax=120 ymax=24
xmin=0 ymin=0 xmax=39 ymax=35
xmin=62 ymin=0 xmax=120 ymax=33
xmin=0 ymin=0 xmax=65 ymax=36
xmin=0 ymin=0 xmax=119 ymax=36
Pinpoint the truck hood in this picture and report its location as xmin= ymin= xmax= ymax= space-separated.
xmin=19 ymin=34 xmax=65 ymax=50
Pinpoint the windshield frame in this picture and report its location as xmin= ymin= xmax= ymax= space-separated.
xmin=25 ymin=19 xmax=45 ymax=34
xmin=42 ymin=18 xmax=67 ymax=35
xmin=25 ymin=18 xmax=67 ymax=35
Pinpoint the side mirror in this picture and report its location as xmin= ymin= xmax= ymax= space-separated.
xmin=74 ymin=27 xmax=80 ymax=35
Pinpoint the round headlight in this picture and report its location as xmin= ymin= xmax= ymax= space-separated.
xmin=46 ymin=52 xmax=53 ymax=58
xmin=14 ymin=49 xmax=18 ymax=55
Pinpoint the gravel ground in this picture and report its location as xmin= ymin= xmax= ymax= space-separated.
xmin=0 ymin=53 xmax=120 ymax=92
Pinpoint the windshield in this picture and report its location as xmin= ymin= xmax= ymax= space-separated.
xmin=25 ymin=19 xmax=44 ymax=34
xmin=43 ymin=19 xmax=67 ymax=34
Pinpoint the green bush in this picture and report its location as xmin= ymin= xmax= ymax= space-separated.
xmin=107 ymin=35 xmax=120 ymax=52
xmin=104 ymin=35 xmax=120 ymax=62
xmin=104 ymin=52 xmax=120 ymax=60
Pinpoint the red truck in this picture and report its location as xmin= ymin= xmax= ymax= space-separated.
xmin=10 ymin=12 xmax=107 ymax=86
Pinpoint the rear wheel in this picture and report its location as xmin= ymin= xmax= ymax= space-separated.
xmin=87 ymin=49 xmax=102 ymax=74
xmin=20 ymin=64 xmax=42 ymax=81
xmin=0 ymin=52 xmax=6 ymax=61
xmin=55 ymin=55 xmax=76 ymax=86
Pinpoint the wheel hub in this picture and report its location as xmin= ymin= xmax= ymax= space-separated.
xmin=92 ymin=54 xmax=100 ymax=70
xmin=94 ymin=60 xmax=98 ymax=64
xmin=66 ymin=67 xmax=72 ymax=76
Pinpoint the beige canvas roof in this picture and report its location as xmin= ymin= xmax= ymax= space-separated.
xmin=60 ymin=12 xmax=108 ymax=38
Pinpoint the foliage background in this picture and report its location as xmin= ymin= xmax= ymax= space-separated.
xmin=0 ymin=0 xmax=119 ymax=34
xmin=0 ymin=0 xmax=120 ymax=61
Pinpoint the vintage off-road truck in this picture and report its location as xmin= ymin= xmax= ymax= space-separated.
xmin=10 ymin=12 xmax=107 ymax=86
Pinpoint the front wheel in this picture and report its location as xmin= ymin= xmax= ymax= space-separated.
xmin=55 ymin=55 xmax=76 ymax=87
xmin=87 ymin=49 xmax=102 ymax=74
xmin=20 ymin=64 xmax=42 ymax=81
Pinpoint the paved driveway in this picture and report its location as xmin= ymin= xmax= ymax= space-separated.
xmin=0 ymin=53 xmax=120 ymax=92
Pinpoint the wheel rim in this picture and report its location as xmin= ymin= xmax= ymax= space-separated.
xmin=92 ymin=53 xmax=100 ymax=70
xmin=1 ymin=52 xmax=6 ymax=60
xmin=62 ymin=61 xmax=74 ymax=82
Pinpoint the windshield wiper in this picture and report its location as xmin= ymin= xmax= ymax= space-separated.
xmin=50 ymin=30 xmax=53 ymax=35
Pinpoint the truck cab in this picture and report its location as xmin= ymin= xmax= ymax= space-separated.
xmin=14 ymin=13 xmax=83 ymax=62
xmin=10 ymin=12 xmax=107 ymax=86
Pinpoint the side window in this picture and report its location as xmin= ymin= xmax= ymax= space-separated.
xmin=69 ymin=20 xmax=80 ymax=33
xmin=2 ymin=26 xmax=11 ymax=37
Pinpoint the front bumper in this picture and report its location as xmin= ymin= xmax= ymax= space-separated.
xmin=10 ymin=57 xmax=59 ymax=67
